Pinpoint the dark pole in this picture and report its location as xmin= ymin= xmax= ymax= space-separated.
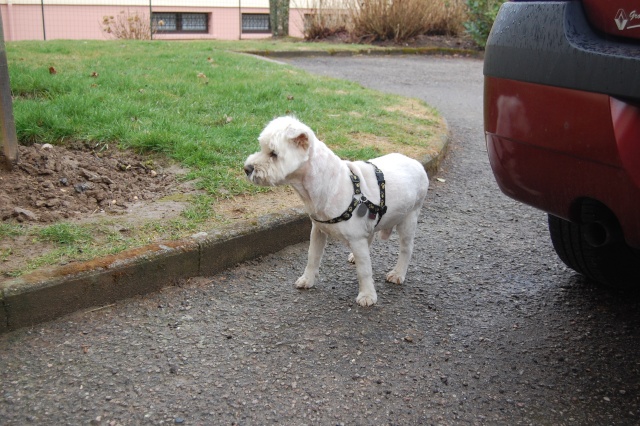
xmin=0 ymin=8 xmax=19 ymax=170
xmin=149 ymin=0 xmax=153 ymax=40
xmin=41 ymin=0 xmax=46 ymax=40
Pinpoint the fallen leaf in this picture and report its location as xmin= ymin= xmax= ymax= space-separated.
xmin=49 ymin=66 xmax=57 ymax=74
xmin=436 ymin=178 xmax=446 ymax=183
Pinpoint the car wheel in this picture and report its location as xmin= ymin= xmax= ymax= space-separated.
xmin=548 ymin=207 xmax=640 ymax=289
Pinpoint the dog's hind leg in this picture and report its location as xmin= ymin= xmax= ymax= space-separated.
xmin=296 ymin=222 xmax=327 ymax=289
xmin=386 ymin=208 xmax=420 ymax=284
xmin=349 ymin=238 xmax=378 ymax=306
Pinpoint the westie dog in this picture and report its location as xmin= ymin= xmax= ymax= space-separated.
xmin=244 ymin=116 xmax=429 ymax=306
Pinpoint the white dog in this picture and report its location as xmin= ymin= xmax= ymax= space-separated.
xmin=244 ymin=116 xmax=429 ymax=306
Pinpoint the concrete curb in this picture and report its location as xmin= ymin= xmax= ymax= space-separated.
xmin=0 ymin=89 xmax=451 ymax=334
xmin=1 ymin=209 xmax=312 ymax=333
xmin=242 ymin=47 xmax=482 ymax=59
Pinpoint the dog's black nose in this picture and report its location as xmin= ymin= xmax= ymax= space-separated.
xmin=244 ymin=164 xmax=254 ymax=176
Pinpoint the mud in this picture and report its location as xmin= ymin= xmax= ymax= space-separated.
xmin=1 ymin=143 xmax=184 ymax=224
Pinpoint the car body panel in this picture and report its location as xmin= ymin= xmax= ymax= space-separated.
xmin=485 ymin=77 xmax=640 ymax=247
xmin=484 ymin=77 xmax=620 ymax=167
xmin=583 ymin=0 xmax=640 ymax=41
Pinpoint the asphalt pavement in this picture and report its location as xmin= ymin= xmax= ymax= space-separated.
xmin=1 ymin=55 xmax=639 ymax=425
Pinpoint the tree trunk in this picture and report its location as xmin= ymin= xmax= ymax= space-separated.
xmin=269 ymin=0 xmax=289 ymax=37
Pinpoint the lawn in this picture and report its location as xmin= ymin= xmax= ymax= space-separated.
xmin=9 ymin=39 xmax=440 ymax=198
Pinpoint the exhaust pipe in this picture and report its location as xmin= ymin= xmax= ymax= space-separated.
xmin=581 ymin=201 xmax=623 ymax=248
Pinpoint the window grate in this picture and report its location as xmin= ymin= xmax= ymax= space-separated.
xmin=153 ymin=13 xmax=208 ymax=33
xmin=242 ymin=14 xmax=270 ymax=33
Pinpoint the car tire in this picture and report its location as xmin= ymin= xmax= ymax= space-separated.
xmin=548 ymin=209 xmax=640 ymax=289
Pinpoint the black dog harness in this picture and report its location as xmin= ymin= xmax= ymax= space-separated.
xmin=313 ymin=162 xmax=387 ymax=226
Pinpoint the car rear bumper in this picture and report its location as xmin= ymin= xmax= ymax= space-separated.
xmin=484 ymin=1 xmax=640 ymax=100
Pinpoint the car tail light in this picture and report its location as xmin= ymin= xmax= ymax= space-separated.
xmin=611 ymin=97 xmax=640 ymax=188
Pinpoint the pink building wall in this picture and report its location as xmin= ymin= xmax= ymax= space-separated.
xmin=0 ymin=4 xmax=307 ymax=41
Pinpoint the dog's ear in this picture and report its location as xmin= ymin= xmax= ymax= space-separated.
xmin=286 ymin=128 xmax=310 ymax=150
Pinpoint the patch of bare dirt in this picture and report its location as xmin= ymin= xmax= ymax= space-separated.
xmin=0 ymin=143 xmax=191 ymax=224
xmin=371 ymin=34 xmax=479 ymax=51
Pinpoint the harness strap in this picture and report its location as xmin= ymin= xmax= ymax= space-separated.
xmin=313 ymin=163 xmax=387 ymax=225
xmin=363 ymin=161 xmax=387 ymax=226
xmin=313 ymin=171 xmax=361 ymax=224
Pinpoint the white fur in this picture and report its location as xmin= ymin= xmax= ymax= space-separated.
xmin=244 ymin=116 xmax=429 ymax=306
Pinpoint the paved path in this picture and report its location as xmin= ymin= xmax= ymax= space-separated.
xmin=1 ymin=56 xmax=639 ymax=424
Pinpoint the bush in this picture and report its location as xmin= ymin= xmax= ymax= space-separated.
xmin=464 ymin=0 xmax=503 ymax=48
xmin=352 ymin=0 xmax=466 ymax=42
xmin=302 ymin=0 xmax=351 ymax=40
xmin=301 ymin=0 xmax=466 ymax=43
xmin=426 ymin=0 xmax=468 ymax=36
xmin=101 ymin=10 xmax=154 ymax=40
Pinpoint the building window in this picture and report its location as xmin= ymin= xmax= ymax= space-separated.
xmin=242 ymin=14 xmax=270 ymax=33
xmin=153 ymin=13 xmax=208 ymax=33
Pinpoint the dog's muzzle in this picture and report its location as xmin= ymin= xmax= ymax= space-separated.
xmin=244 ymin=164 xmax=254 ymax=178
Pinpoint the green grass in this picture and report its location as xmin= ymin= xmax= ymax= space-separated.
xmin=1 ymin=208 xmax=228 ymax=277
xmin=37 ymin=223 xmax=93 ymax=245
xmin=181 ymin=195 xmax=215 ymax=222
xmin=8 ymin=40 xmax=439 ymax=199
xmin=0 ymin=247 xmax=12 ymax=263
xmin=0 ymin=223 xmax=25 ymax=238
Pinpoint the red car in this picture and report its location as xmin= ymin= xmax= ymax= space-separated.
xmin=484 ymin=0 xmax=640 ymax=288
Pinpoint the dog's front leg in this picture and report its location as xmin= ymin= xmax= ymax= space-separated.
xmin=295 ymin=222 xmax=327 ymax=289
xmin=347 ymin=233 xmax=374 ymax=264
xmin=349 ymin=238 xmax=378 ymax=307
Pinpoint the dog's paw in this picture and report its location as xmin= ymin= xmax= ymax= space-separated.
xmin=295 ymin=275 xmax=315 ymax=289
xmin=356 ymin=292 xmax=377 ymax=307
xmin=347 ymin=253 xmax=355 ymax=264
xmin=386 ymin=270 xmax=405 ymax=285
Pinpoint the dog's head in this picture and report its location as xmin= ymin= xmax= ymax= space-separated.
xmin=244 ymin=116 xmax=314 ymax=186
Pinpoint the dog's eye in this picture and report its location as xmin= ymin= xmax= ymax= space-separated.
xmin=270 ymin=151 xmax=278 ymax=159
